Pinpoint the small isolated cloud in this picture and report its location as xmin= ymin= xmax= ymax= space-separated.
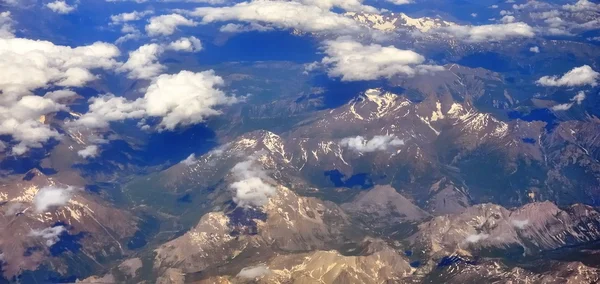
xmin=572 ymin=91 xmax=586 ymax=104
xmin=33 ymin=186 xmax=75 ymax=213
xmin=465 ymin=233 xmax=489 ymax=243
xmin=529 ymin=46 xmax=540 ymax=53
xmin=46 ymin=1 xmax=77 ymax=14
xmin=167 ymin=36 xmax=202 ymax=52
xmin=537 ymin=65 xmax=599 ymax=87
xmin=110 ymin=10 xmax=154 ymax=25
xmin=78 ymin=145 xmax=99 ymax=158
xmin=319 ymin=37 xmax=442 ymax=81
xmin=340 ymin=134 xmax=404 ymax=152
xmin=145 ymin=14 xmax=197 ymax=36
xmin=432 ymin=22 xmax=535 ymax=42
xmin=230 ymin=157 xmax=277 ymax=208
xmin=29 ymin=226 xmax=66 ymax=246
xmin=551 ymin=91 xmax=587 ymax=111
xmin=189 ymin=1 xmax=362 ymax=34
xmin=237 ymin=264 xmax=271 ymax=279
xmin=511 ymin=219 xmax=529 ymax=229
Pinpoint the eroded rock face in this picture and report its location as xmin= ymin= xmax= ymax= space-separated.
xmin=0 ymin=169 xmax=136 ymax=279
xmin=153 ymin=184 xmax=350 ymax=277
xmin=410 ymin=201 xmax=600 ymax=258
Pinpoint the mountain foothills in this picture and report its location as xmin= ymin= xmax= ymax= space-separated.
xmin=1 ymin=0 xmax=600 ymax=283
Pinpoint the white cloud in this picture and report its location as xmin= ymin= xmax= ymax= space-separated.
xmin=33 ymin=186 xmax=75 ymax=213
xmin=386 ymin=0 xmax=412 ymax=5
xmin=146 ymin=14 xmax=197 ymax=36
xmin=0 ymin=11 xmax=14 ymax=39
xmin=465 ymin=233 xmax=489 ymax=243
xmin=511 ymin=219 xmax=529 ymax=229
xmin=78 ymin=145 xmax=99 ymax=158
xmin=44 ymin=89 xmax=78 ymax=101
xmin=237 ymin=265 xmax=271 ymax=279
xmin=71 ymin=70 xmax=238 ymax=131
xmin=563 ymin=0 xmax=600 ymax=12
xmin=69 ymin=94 xmax=145 ymax=129
xmin=0 ymin=96 xmax=66 ymax=155
xmin=189 ymin=1 xmax=363 ymax=34
xmin=551 ymin=91 xmax=587 ymax=111
xmin=110 ymin=10 xmax=154 ymax=25
xmin=572 ymin=90 xmax=586 ymax=104
xmin=118 ymin=43 xmax=165 ymax=80
xmin=432 ymin=22 xmax=535 ymax=42
xmin=219 ymin=22 xmax=273 ymax=33
xmin=181 ymin=153 xmax=197 ymax=165
xmin=0 ymin=38 xmax=120 ymax=95
xmin=319 ymin=37 xmax=441 ymax=81
xmin=167 ymin=36 xmax=203 ymax=52
xmin=500 ymin=15 xmax=515 ymax=23
xmin=144 ymin=70 xmax=238 ymax=130
xmin=529 ymin=46 xmax=540 ymax=53
xmin=537 ymin=65 xmax=599 ymax=87
xmin=29 ymin=226 xmax=66 ymax=246
xmin=46 ymin=1 xmax=77 ymax=14
xmin=340 ymin=134 xmax=404 ymax=153
xmin=295 ymin=0 xmax=378 ymax=13
xmin=230 ymin=157 xmax=276 ymax=208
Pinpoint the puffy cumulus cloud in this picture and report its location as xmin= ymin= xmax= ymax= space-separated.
xmin=33 ymin=186 xmax=75 ymax=213
xmin=237 ymin=265 xmax=271 ymax=279
xmin=145 ymin=70 xmax=238 ymax=130
xmin=0 ymin=37 xmax=118 ymax=154
xmin=0 ymin=95 xmax=65 ymax=155
xmin=145 ymin=13 xmax=197 ymax=36
xmin=110 ymin=10 xmax=154 ymax=25
xmin=340 ymin=134 xmax=404 ymax=152
xmin=71 ymin=70 xmax=238 ymax=131
xmin=46 ymin=0 xmax=77 ymax=14
xmin=319 ymin=37 xmax=442 ymax=81
xmin=118 ymin=38 xmax=203 ymax=79
xmin=0 ymin=11 xmax=14 ymax=39
xmin=118 ymin=43 xmax=166 ymax=79
xmin=563 ymin=0 xmax=600 ymax=12
xmin=0 ymin=38 xmax=120 ymax=96
xmin=432 ymin=22 xmax=535 ymax=42
xmin=29 ymin=226 xmax=67 ymax=246
xmin=465 ymin=233 xmax=489 ymax=243
xmin=78 ymin=145 xmax=100 ymax=158
xmin=167 ymin=36 xmax=202 ymax=52
xmin=44 ymin=89 xmax=78 ymax=101
xmin=230 ymin=157 xmax=277 ymax=208
xmin=537 ymin=65 xmax=599 ymax=87
xmin=69 ymin=94 xmax=145 ymax=129
xmin=189 ymin=1 xmax=363 ymax=34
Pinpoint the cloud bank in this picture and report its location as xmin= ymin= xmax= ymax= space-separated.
xmin=319 ymin=37 xmax=442 ymax=81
